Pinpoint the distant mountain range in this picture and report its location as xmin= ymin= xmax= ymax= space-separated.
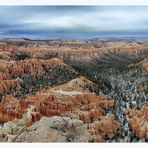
xmin=1 ymin=36 xmax=148 ymax=43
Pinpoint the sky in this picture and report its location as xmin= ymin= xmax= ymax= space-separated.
xmin=0 ymin=6 xmax=148 ymax=39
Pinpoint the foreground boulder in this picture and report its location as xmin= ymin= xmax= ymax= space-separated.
xmin=0 ymin=114 xmax=91 ymax=142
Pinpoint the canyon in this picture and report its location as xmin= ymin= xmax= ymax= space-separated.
xmin=0 ymin=39 xmax=147 ymax=142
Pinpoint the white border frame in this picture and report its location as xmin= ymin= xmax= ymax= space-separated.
xmin=0 ymin=0 xmax=148 ymax=148
xmin=0 ymin=0 xmax=148 ymax=5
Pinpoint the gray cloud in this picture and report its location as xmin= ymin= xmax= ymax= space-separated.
xmin=0 ymin=6 xmax=148 ymax=39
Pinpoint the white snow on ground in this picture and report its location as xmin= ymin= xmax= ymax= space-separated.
xmin=54 ymin=90 xmax=83 ymax=96
xmin=41 ymin=89 xmax=95 ymax=96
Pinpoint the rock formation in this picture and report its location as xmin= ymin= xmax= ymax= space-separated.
xmin=0 ymin=39 xmax=147 ymax=142
xmin=126 ymin=108 xmax=148 ymax=140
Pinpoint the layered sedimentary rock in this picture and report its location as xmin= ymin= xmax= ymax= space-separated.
xmin=0 ymin=40 xmax=148 ymax=142
xmin=0 ymin=95 xmax=20 ymax=122
xmin=0 ymin=77 xmax=120 ymax=142
xmin=126 ymin=108 xmax=148 ymax=140
xmin=0 ymin=58 xmax=77 ymax=79
xmin=128 ymin=58 xmax=148 ymax=75
xmin=48 ymin=76 xmax=98 ymax=93
xmin=0 ymin=58 xmax=78 ymax=98
xmin=0 ymin=79 xmax=20 ymax=96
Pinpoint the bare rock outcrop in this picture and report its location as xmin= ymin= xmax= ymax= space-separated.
xmin=126 ymin=108 xmax=148 ymax=140
xmin=0 ymin=114 xmax=91 ymax=142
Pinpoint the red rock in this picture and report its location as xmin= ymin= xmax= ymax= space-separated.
xmin=79 ymin=112 xmax=92 ymax=123
xmin=0 ymin=79 xmax=20 ymax=96
xmin=126 ymin=107 xmax=148 ymax=139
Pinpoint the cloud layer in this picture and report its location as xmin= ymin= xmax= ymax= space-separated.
xmin=0 ymin=6 xmax=148 ymax=39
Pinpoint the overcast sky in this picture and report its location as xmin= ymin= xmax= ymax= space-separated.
xmin=0 ymin=6 xmax=148 ymax=39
